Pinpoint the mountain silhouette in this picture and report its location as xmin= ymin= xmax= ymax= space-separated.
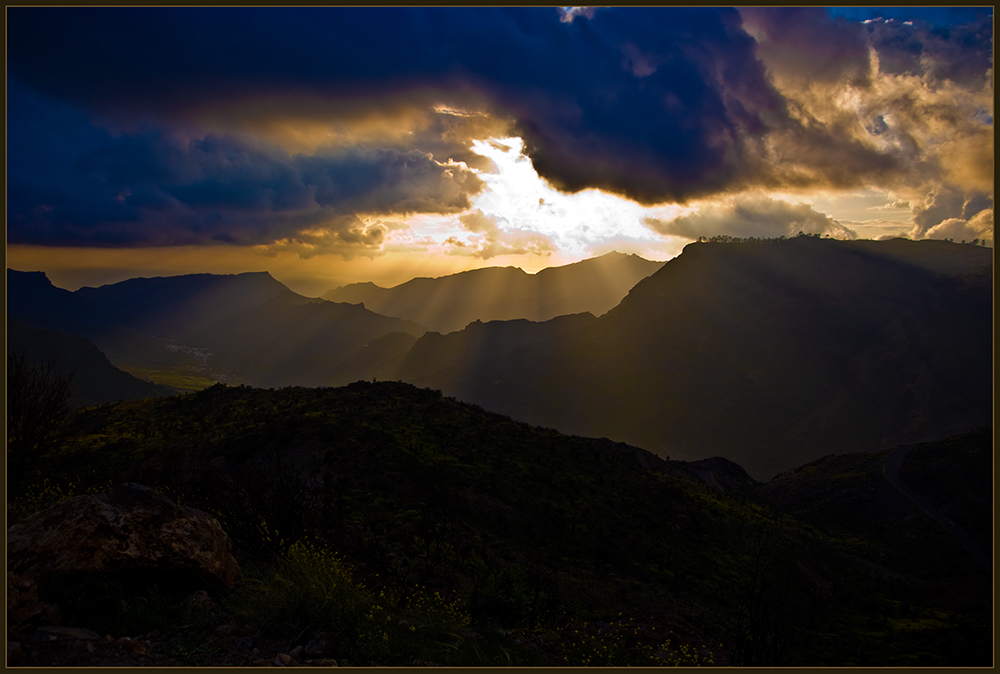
xmin=74 ymin=271 xmax=290 ymax=337
xmin=7 ymin=316 xmax=174 ymax=408
xmin=7 ymin=269 xmax=426 ymax=390
xmin=6 ymin=269 xmax=177 ymax=369
xmin=323 ymin=251 xmax=663 ymax=333
xmin=176 ymin=290 xmax=425 ymax=388
xmin=395 ymin=237 xmax=992 ymax=479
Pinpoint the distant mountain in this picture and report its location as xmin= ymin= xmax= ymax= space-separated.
xmin=323 ymin=251 xmax=664 ymax=333
xmin=6 ymin=269 xmax=179 ymax=370
xmin=177 ymin=290 xmax=425 ymax=388
xmin=7 ymin=270 xmax=114 ymax=336
xmin=75 ymin=271 xmax=291 ymax=337
xmin=6 ymin=317 xmax=175 ymax=408
xmin=395 ymin=237 xmax=993 ymax=480
xmin=7 ymin=269 xmax=426 ymax=390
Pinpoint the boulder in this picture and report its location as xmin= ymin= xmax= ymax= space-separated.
xmin=304 ymin=631 xmax=333 ymax=657
xmin=7 ymin=572 xmax=60 ymax=629
xmin=34 ymin=627 xmax=101 ymax=641
xmin=7 ymin=641 xmax=26 ymax=665
xmin=6 ymin=483 xmax=240 ymax=589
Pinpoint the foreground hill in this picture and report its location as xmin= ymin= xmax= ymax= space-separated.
xmin=8 ymin=382 xmax=990 ymax=666
xmin=323 ymin=251 xmax=664 ymax=333
xmin=758 ymin=428 xmax=992 ymax=581
xmin=396 ymin=237 xmax=992 ymax=479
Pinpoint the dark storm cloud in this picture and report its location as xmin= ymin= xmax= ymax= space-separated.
xmin=864 ymin=15 xmax=994 ymax=87
xmin=645 ymin=195 xmax=857 ymax=241
xmin=740 ymin=7 xmax=873 ymax=86
xmin=6 ymin=79 xmax=482 ymax=248
xmin=7 ymin=7 xmax=786 ymax=214
xmin=6 ymin=7 xmax=993 ymax=250
xmin=745 ymin=7 xmax=993 ymax=89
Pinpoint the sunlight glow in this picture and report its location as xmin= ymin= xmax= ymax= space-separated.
xmin=467 ymin=137 xmax=670 ymax=257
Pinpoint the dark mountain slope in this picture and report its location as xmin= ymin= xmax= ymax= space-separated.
xmin=8 ymin=270 xmax=427 ymax=389
xmin=395 ymin=237 xmax=992 ymax=480
xmin=6 ymin=269 xmax=179 ymax=369
xmin=16 ymin=381 xmax=990 ymax=666
xmin=75 ymin=271 xmax=290 ymax=336
xmin=895 ymin=428 xmax=992 ymax=560
xmin=399 ymin=312 xmax=598 ymax=418
xmin=757 ymin=429 xmax=991 ymax=619
xmin=324 ymin=251 xmax=663 ymax=333
xmin=6 ymin=317 xmax=175 ymax=408
xmin=847 ymin=237 xmax=993 ymax=275
xmin=180 ymin=291 xmax=426 ymax=388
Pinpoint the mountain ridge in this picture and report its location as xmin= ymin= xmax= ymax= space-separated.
xmin=323 ymin=251 xmax=664 ymax=333
xmin=7 ymin=316 xmax=175 ymax=408
xmin=394 ymin=237 xmax=992 ymax=480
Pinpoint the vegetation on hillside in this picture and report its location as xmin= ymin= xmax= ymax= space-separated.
xmin=7 ymin=381 xmax=991 ymax=666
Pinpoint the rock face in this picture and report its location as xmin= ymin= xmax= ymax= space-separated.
xmin=7 ymin=572 xmax=60 ymax=627
xmin=6 ymin=483 xmax=240 ymax=589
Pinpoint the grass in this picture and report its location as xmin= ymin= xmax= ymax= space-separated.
xmin=557 ymin=617 xmax=718 ymax=666
xmin=219 ymin=540 xmax=546 ymax=666
xmin=120 ymin=366 xmax=219 ymax=392
xmin=36 ymin=576 xmax=214 ymax=638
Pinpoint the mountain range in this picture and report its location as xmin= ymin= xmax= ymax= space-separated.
xmin=7 ymin=238 xmax=992 ymax=478
xmin=6 ymin=269 xmax=426 ymax=391
xmin=323 ymin=251 xmax=663 ymax=333
xmin=395 ymin=237 xmax=992 ymax=479
xmin=7 ymin=316 xmax=174 ymax=408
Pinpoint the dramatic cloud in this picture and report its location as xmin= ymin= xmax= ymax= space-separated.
xmin=740 ymin=7 xmax=993 ymax=237
xmin=6 ymin=79 xmax=483 ymax=250
xmin=6 ymin=7 xmax=788 ymax=209
xmin=917 ymin=201 xmax=994 ymax=244
xmin=260 ymin=215 xmax=388 ymax=259
xmin=5 ymin=7 xmax=992 ymax=257
xmin=446 ymin=209 xmax=557 ymax=260
xmin=867 ymin=201 xmax=911 ymax=212
xmin=907 ymin=188 xmax=993 ymax=239
xmin=644 ymin=195 xmax=857 ymax=240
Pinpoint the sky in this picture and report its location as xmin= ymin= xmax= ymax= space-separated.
xmin=6 ymin=7 xmax=993 ymax=296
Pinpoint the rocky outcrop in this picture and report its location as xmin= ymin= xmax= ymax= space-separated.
xmin=6 ymin=483 xmax=240 ymax=590
xmin=7 ymin=572 xmax=60 ymax=628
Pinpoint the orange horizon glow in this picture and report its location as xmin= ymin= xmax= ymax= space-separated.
xmin=3 ymin=134 xmax=962 ymax=297
xmin=4 ymin=242 xmax=664 ymax=298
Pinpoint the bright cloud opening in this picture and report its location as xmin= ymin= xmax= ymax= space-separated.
xmin=462 ymin=137 xmax=682 ymax=259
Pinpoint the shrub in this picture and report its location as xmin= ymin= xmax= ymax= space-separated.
xmin=7 ymin=350 xmax=74 ymax=491
xmin=221 ymin=541 xmax=476 ymax=665
xmin=38 ymin=575 xmax=212 ymax=638
xmin=559 ymin=617 xmax=717 ymax=666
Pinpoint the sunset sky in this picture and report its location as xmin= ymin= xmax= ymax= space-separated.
xmin=7 ymin=7 xmax=993 ymax=297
